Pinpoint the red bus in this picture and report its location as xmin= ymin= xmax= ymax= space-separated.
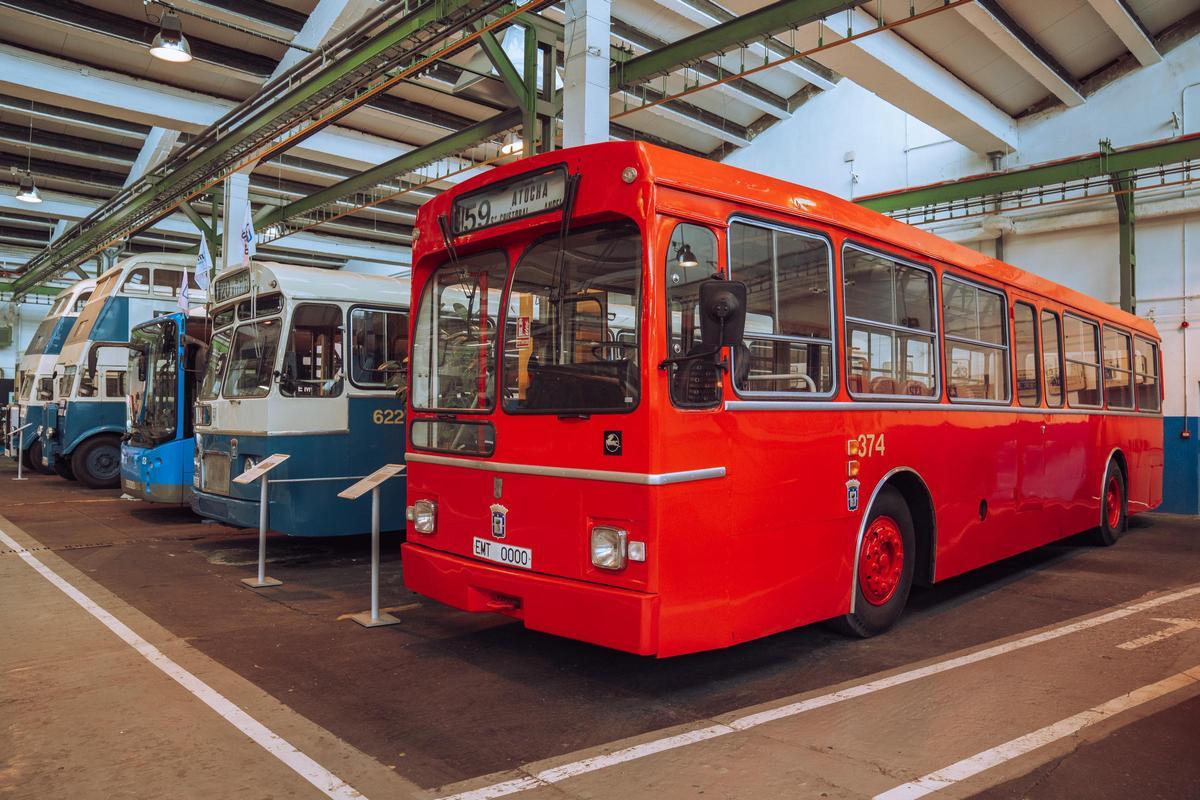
xmin=401 ymin=141 xmax=1163 ymax=657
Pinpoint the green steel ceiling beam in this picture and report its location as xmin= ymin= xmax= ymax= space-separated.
xmin=10 ymin=0 xmax=523 ymax=299
xmin=612 ymin=0 xmax=865 ymax=87
xmin=255 ymin=109 xmax=523 ymax=232
xmin=857 ymin=133 xmax=1200 ymax=213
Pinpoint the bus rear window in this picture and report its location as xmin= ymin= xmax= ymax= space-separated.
xmin=411 ymin=419 xmax=496 ymax=456
xmin=502 ymin=220 xmax=642 ymax=413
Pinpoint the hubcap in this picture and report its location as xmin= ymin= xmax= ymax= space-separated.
xmin=1105 ymin=475 xmax=1122 ymax=530
xmin=859 ymin=516 xmax=905 ymax=606
xmin=89 ymin=446 xmax=120 ymax=481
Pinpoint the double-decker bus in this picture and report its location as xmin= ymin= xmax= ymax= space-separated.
xmin=39 ymin=254 xmax=202 ymax=488
xmin=400 ymin=141 xmax=1164 ymax=657
xmin=9 ymin=278 xmax=95 ymax=472
xmin=191 ymin=262 xmax=409 ymax=537
xmin=114 ymin=309 xmax=208 ymax=504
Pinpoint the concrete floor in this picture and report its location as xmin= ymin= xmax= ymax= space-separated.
xmin=1 ymin=460 xmax=1198 ymax=800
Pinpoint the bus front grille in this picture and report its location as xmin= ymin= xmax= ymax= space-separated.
xmin=202 ymin=451 xmax=231 ymax=495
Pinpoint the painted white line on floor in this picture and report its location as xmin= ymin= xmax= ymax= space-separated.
xmin=0 ymin=527 xmax=365 ymax=800
xmin=436 ymin=583 xmax=1200 ymax=800
xmin=873 ymin=665 xmax=1200 ymax=800
xmin=1116 ymin=618 xmax=1200 ymax=650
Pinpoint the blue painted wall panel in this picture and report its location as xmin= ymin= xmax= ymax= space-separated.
xmin=1161 ymin=416 xmax=1199 ymax=514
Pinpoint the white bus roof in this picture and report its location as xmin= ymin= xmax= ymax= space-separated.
xmin=94 ymin=251 xmax=201 ymax=283
xmin=216 ymin=262 xmax=410 ymax=308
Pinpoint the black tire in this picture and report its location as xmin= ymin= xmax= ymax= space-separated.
xmin=1093 ymin=460 xmax=1127 ymax=547
xmin=833 ymin=485 xmax=916 ymax=638
xmin=72 ymin=435 xmax=122 ymax=490
xmin=27 ymin=439 xmax=47 ymax=474
xmin=20 ymin=443 xmax=36 ymax=471
xmin=54 ymin=456 xmax=76 ymax=481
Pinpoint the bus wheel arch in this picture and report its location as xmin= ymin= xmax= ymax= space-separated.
xmin=1094 ymin=450 xmax=1128 ymax=547
xmin=885 ymin=470 xmax=936 ymax=588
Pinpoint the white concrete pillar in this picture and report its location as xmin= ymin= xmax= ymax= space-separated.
xmin=124 ymin=128 xmax=181 ymax=188
xmin=220 ymin=169 xmax=251 ymax=272
xmin=563 ymin=0 xmax=610 ymax=148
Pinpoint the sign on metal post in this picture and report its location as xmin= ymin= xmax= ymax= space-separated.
xmin=340 ymin=464 xmax=406 ymax=628
xmin=236 ymin=454 xmax=290 ymax=590
xmin=7 ymin=423 xmax=34 ymax=481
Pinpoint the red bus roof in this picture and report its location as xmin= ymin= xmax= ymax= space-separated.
xmin=420 ymin=140 xmax=1158 ymax=340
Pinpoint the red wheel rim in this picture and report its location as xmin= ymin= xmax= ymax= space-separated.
xmin=858 ymin=516 xmax=905 ymax=606
xmin=1105 ymin=475 xmax=1122 ymax=530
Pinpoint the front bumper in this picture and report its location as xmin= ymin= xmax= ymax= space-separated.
xmin=401 ymin=541 xmax=659 ymax=655
xmin=191 ymin=489 xmax=258 ymax=528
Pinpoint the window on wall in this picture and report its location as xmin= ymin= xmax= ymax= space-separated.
xmin=1041 ymin=311 xmax=1063 ymax=407
xmin=350 ymin=307 xmax=409 ymax=390
xmin=943 ymin=277 xmax=1009 ymax=402
xmin=730 ymin=222 xmax=834 ymax=395
xmin=1063 ymin=314 xmax=1102 ymax=407
xmin=843 ymin=246 xmax=936 ymax=397
xmin=1134 ymin=336 xmax=1160 ymax=411
xmin=665 ymin=222 xmax=721 ymax=407
xmin=1103 ymin=327 xmax=1134 ymax=409
xmin=1014 ymin=302 xmax=1039 ymax=407
xmin=280 ymin=304 xmax=344 ymax=398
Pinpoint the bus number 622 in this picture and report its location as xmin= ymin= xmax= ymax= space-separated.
xmin=372 ymin=409 xmax=404 ymax=425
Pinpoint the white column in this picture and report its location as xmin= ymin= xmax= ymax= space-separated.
xmin=563 ymin=0 xmax=611 ymax=148
xmin=123 ymin=128 xmax=181 ymax=188
xmin=220 ymin=169 xmax=251 ymax=272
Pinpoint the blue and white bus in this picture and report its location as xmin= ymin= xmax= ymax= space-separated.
xmin=9 ymin=278 xmax=96 ymax=472
xmin=40 ymin=254 xmax=202 ymax=488
xmin=118 ymin=308 xmax=208 ymax=504
xmin=191 ymin=262 xmax=409 ymax=537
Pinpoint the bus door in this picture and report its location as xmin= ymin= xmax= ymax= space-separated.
xmin=1011 ymin=301 xmax=1048 ymax=525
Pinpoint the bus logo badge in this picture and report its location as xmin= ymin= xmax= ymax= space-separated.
xmin=490 ymin=504 xmax=508 ymax=539
xmin=604 ymin=431 xmax=622 ymax=456
xmin=846 ymin=479 xmax=860 ymax=512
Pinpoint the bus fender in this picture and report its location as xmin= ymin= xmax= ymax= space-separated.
xmin=63 ymin=425 xmax=125 ymax=456
xmin=850 ymin=467 xmax=937 ymax=614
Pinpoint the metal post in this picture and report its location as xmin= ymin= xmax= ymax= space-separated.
xmin=8 ymin=423 xmax=33 ymax=481
xmin=344 ymin=465 xmax=403 ymax=628
xmin=370 ymin=486 xmax=381 ymax=619
xmin=241 ymin=476 xmax=282 ymax=588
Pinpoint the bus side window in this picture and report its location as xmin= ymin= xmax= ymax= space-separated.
xmin=123 ymin=268 xmax=150 ymax=295
xmin=665 ymin=222 xmax=720 ymax=407
xmin=1133 ymin=336 xmax=1160 ymax=411
xmin=105 ymin=370 xmax=127 ymax=399
xmin=1013 ymin=302 xmax=1039 ymax=407
xmin=1063 ymin=314 xmax=1101 ymax=407
xmin=281 ymin=304 xmax=344 ymax=398
xmin=153 ymin=269 xmax=182 ymax=297
xmin=1103 ymin=326 xmax=1134 ymax=409
xmin=731 ymin=222 xmax=834 ymax=396
xmin=350 ymin=307 xmax=408 ymax=389
xmin=843 ymin=246 xmax=935 ymax=398
xmin=943 ymin=276 xmax=1009 ymax=403
xmin=1041 ymin=311 xmax=1063 ymax=407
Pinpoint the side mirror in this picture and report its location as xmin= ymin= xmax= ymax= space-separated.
xmin=699 ymin=279 xmax=747 ymax=349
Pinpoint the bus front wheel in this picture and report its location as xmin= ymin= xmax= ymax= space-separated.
xmin=73 ymin=435 xmax=121 ymax=490
xmin=54 ymin=457 xmax=76 ymax=481
xmin=835 ymin=486 xmax=916 ymax=638
xmin=1093 ymin=460 xmax=1127 ymax=547
xmin=27 ymin=440 xmax=46 ymax=474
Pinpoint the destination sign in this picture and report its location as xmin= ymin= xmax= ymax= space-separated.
xmin=452 ymin=167 xmax=567 ymax=235
xmin=213 ymin=269 xmax=251 ymax=303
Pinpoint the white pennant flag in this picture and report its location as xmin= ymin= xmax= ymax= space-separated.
xmin=241 ymin=203 xmax=257 ymax=267
xmin=195 ymin=236 xmax=212 ymax=290
xmin=177 ymin=268 xmax=190 ymax=311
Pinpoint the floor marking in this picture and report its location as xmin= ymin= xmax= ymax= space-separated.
xmin=0 ymin=527 xmax=366 ymax=800
xmin=436 ymin=583 xmax=1200 ymax=800
xmin=1116 ymin=618 xmax=1200 ymax=650
xmin=872 ymin=665 xmax=1200 ymax=800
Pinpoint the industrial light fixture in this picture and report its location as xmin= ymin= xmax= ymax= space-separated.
xmin=675 ymin=243 xmax=698 ymax=268
xmin=16 ymin=172 xmax=41 ymax=204
xmin=499 ymin=136 xmax=524 ymax=156
xmin=150 ymin=10 xmax=193 ymax=63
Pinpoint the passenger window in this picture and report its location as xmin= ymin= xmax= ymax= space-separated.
xmin=280 ymin=304 xmax=344 ymax=398
xmin=153 ymin=269 xmax=182 ymax=297
xmin=732 ymin=222 xmax=834 ymax=395
xmin=123 ymin=268 xmax=150 ymax=295
xmin=1103 ymin=327 xmax=1134 ymax=409
xmin=1013 ymin=302 xmax=1039 ymax=407
xmin=104 ymin=370 xmax=127 ymax=399
xmin=74 ymin=291 xmax=92 ymax=312
xmin=1041 ymin=311 xmax=1063 ymax=407
xmin=665 ymin=223 xmax=720 ymax=407
xmin=844 ymin=246 xmax=936 ymax=397
xmin=350 ymin=307 xmax=409 ymax=390
xmin=1063 ymin=314 xmax=1101 ymax=407
xmin=943 ymin=277 xmax=1010 ymax=402
xmin=1134 ymin=336 xmax=1160 ymax=411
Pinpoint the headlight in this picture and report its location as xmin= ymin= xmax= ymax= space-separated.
xmin=590 ymin=526 xmax=628 ymax=570
xmin=407 ymin=499 xmax=437 ymax=534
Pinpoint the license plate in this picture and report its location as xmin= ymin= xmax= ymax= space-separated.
xmin=472 ymin=537 xmax=533 ymax=570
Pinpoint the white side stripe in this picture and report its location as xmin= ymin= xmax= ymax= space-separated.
xmin=0 ymin=528 xmax=365 ymax=800
xmin=436 ymin=583 xmax=1200 ymax=800
xmin=873 ymin=666 xmax=1200 ymax=800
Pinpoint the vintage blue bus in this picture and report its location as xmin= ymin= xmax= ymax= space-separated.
xmin=9 ymin=278 xmax=95 ymax=472
xmin=40 ymin=254 xmax=201 ymax=488
xmin=191 ymin=262 xmax=409 ymax=536
xmin=117 ymin=309 xmax=208 ymax=504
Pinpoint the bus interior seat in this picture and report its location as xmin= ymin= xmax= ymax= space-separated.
xmin=848 ymin=373 xmax=865 ymax=394
xmin=870 ymin=377 xmax=898 ymax=395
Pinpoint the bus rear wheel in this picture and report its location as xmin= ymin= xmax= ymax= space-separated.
xmin=834 ymin=486 xmax=916 ymax=638
xmin=73 ymin=435 xmax=121 ymax=490
xmin=1093 ymin=460 xmax=1127 ymax=547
